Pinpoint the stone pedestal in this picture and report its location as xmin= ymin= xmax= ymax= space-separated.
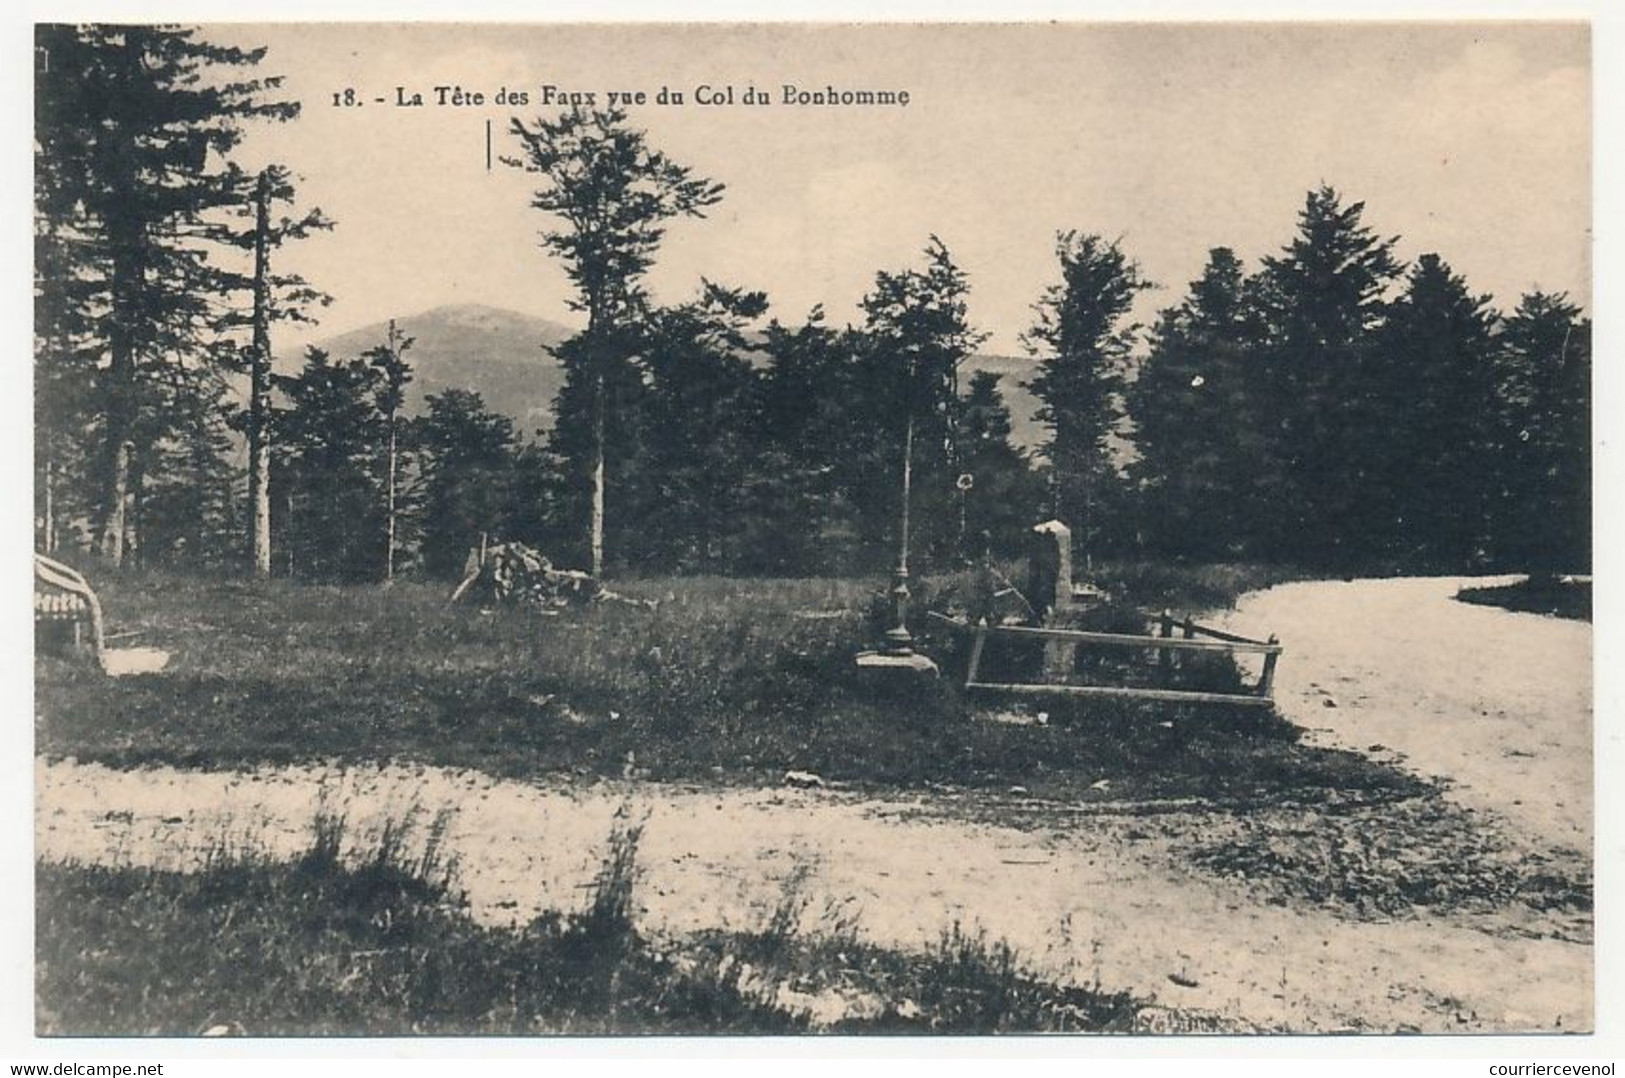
xmin=1030 ymin=519 xmax=1076 ymax=680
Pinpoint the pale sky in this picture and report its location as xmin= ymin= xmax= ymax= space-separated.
xmin=208 ymin=21 xmax=1590 ymax=355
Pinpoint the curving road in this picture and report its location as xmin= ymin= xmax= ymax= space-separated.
xmin=1217 ymin=576 xmax=1592 ymax=852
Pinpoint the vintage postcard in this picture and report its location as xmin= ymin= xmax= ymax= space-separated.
xmin=30 ymin=19 xmax=1593 ymax=1041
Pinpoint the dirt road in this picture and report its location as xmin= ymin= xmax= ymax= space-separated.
xmin=1217 ymin=576 xmax=1592 ymax=852
xmin=36 ymin=577 xmax=1593 ymax=1033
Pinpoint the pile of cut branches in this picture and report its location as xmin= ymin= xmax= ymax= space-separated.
xmin=449 ymin=541 xmax=656 ymax=612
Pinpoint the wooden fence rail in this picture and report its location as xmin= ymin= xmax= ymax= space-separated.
xmin=927 ymin=611 xmax=1282 ymax=706
xmin=1181 ymin=618 xmax=1273 ymax=647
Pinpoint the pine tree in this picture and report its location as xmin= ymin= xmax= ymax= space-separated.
xmin=1255 ymin=186 xmax=1402 ymax=564
xmin=34 ymin=24 xmax=302 ymax=565
xmin=1128 ymin=248 xmax=1272 ymax=557
xmin=636 ymin=282 xmax=769 ymax=572
xmin=131 ymin=368 xmax=242 ymax=566
xmin=215 ymin=166 xmax=333 ymax=577
xmin=505 ymin=106 xmax=724 ymax=576
xmin=540 ymin=326 xmax=654 ymax=571
xmin=413 ymin=390 xmax=518 ymax=580
xmin=958 ymin=371 xmax=1046 ymax=559
xmin=751 ymin=312 xmax=876 ymax=574
xmin=505 ymin=440 xmax=567 ymax=557
xmin=1490 ymin=293 xmax=1590 ymax=576
xmin=1024 ymin=232 xmax=1151 ymax=564
xmin=34 ymin=132 xmax=102 ymax=554
xmin=361 ymin=320 xmax=415 ymax=582
xmin=860 ymin=237 xmax=988 ymax=572
xmin=274 ymin=348 xmax=388 ymax=582
xmin=1370 ymin=254 xmax=1499 ymax=568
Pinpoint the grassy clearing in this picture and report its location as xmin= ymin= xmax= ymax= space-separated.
xmin=1454 ymin=576 xmax=1591 ymax=622
xmin=37 ymin=812 xmax=1150 ymax=1036
xmin=36 ymin=557 xmax=1415 ymax=805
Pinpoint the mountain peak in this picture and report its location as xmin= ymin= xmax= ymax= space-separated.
xmin=406 ymin=303 xmax=578 ymax=338
xmin=283 ymin=304 xmax=577 ymax=431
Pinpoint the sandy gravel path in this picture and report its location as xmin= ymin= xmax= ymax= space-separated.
xmin=1217 ymin=576 xmax=1592 ymax=852
xmin=38 ymin=756 xmax=1589 ymax=1034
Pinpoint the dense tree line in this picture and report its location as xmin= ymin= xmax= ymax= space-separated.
xmin=35 ymin=26 xmax=1590 ymax=584
xmin=245 ymin=253 xmax=1039 ymax=583
xmin=1128 ymin=187 xmax=1590 ymax=574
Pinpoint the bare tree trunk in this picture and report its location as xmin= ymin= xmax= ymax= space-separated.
xmin=384 ymin=421 xmax=397 ymax=582
xmin=382 ymin=317 xmax=406 ymax=583
xmin=128 ymin=454 xmax=145 ymax=568
xmin=248 ymin=170 xmax=273 ymax=578
xmin=285 ymin=490 xmax=296 ymax=578
xmin=99 ymin=439 xmax=131 ymax=564
xmin=98 ymin=249 xmax=137 ymax=566
xmin=43 ymin=456 xmax=56 ymax=553
xmin=96 ymin=52 xmax=141 ymax=569
xmin=591 ymin=369 xmax=606 ymax=577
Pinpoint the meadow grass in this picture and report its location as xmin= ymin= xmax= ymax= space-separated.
xmin=36 ymin=812 xmax=1143 ymax=1035
xmin=35 ymin=557 xmax=1415 ymax=804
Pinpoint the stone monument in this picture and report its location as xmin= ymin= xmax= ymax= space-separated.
xmin=1029 ymin=519 xmax=1077 ymax=679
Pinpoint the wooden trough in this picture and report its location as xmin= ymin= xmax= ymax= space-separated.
xmin=928 ymin=610 xmax=1283 ymax=706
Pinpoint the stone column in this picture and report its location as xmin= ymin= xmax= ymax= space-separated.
xmin=1030 ymin=520 xmax=1075 ymax=680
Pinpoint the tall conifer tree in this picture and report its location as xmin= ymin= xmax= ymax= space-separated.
xmin=1129 ymin=247 xmax=1271 ymax=556
xmin=1491 ymin=293 xmax=1591 ymax=576
xmin=1371 ymin=255 xmax=1499 ymax=568
xmin=505 ymin=107 xmax=723 ymax=576
xmin=34 ymin=24 xmax=303 ymax=564
xmin=1256 ymin=186 xmax=1402 ymax=563
xmin=1024 ymin=232 xmax=1150 ymax=563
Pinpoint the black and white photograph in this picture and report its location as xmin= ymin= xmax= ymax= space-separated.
xmin=25 ymin=15 xmax=1599 ymax=1045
